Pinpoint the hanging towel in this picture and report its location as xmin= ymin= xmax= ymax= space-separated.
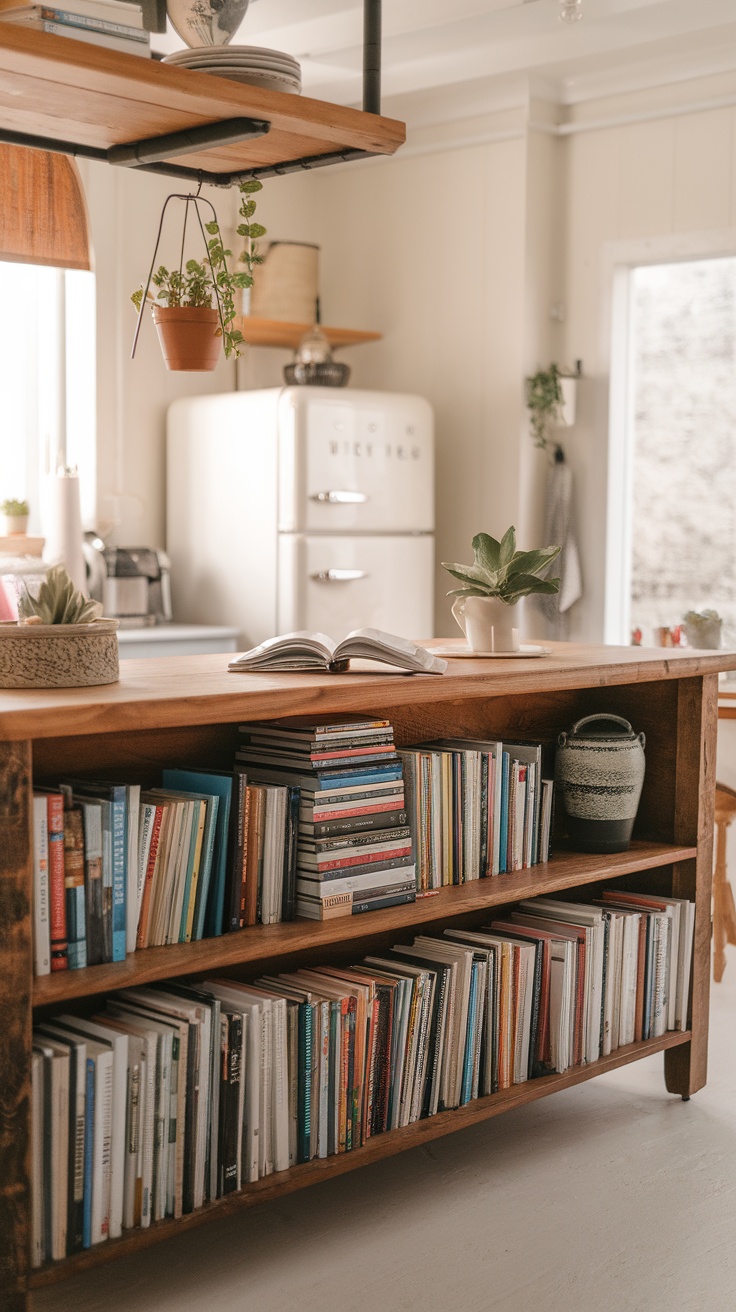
xmin=535 ymin=447 xmax=582 ymax=635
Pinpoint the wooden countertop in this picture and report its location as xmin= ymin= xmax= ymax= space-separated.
xmin=1 ymin=640 xmax=734 ymax=742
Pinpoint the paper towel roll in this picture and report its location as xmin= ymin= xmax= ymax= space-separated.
xmin=42 ymin=472 xmax=87 ymax=594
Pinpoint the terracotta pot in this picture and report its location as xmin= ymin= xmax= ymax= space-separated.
xmin=152 ymin=305 xmax=221 ymax=372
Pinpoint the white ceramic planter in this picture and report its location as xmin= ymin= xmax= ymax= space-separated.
xmin=1 ymin=514 xmax=28 ymax=535
xmin=451 ymin=595 xmax=520 ymax=652
xmin=0 ymin=619 xmax=120 ymax=688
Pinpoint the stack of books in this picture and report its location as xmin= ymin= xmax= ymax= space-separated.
xmin=31 ymin=765 xmax=301 ymax=977
xmin=399 ymin=736 xmax=554 ymax=887
xmin=0 ymin=0 xmax=150 ymax=56
xmin=236 ymin=718 xmax=416 ymax=919
xmin=31 ymin=888 xmax=695 ymax=1263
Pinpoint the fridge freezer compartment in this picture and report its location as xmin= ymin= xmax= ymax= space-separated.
xmin=278 ymin=534 xmax=435 ymax=641
xmin=277 ymin=389 xmax=434 ymax=534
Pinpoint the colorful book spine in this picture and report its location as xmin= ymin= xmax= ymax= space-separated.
xmin=46 ymin=794 xmax=68 ymax=972
xmin=109 ymin=789 xmax=128 ymax=962
xmin=32 ymin=796 xmax=51 ymax=977
xmin=63 ymin=806 xmax=88 ymax=970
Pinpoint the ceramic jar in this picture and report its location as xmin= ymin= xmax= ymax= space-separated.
xmin=555 ymin=713 xmax=646 ymax=853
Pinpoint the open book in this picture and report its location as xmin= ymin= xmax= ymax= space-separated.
xmin=228 ymin=628 xmax=447 ymax=675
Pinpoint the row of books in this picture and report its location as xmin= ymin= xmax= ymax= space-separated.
xmin=0 ymin=0 xmax=150 ymax=56
xmin=399 ymin=737 xmax=554 ymax=889
xmin=236 ymin=718 xmax=416 ymax=921
xmin=32 ymin=767 xmax=303 ymax=975
xmin=31 ymin=888 xmax=694 ymax=1264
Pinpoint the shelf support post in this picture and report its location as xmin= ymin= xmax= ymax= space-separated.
xmin=363 ymin=0 xmax=382 ymax=115
xmin=665 ymin=674 xmax=718 ymax=1098
xmin=0 ymin=740 xmax=33 ymax=1312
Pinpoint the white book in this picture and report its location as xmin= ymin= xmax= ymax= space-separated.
xmin=44 ymin=1033 xmax=112 ymax=1246
xmin=56 ymin=1017 xmax=128 ymax=1241
xmin=99 ymin=1014 xmax=157 ymax=1229
xmin=31 ymin=1049 xmax=45 ymax=1268
xmin=32 ymin=795 xmax=51 ymax=976
xmin=413 ymin=937 xmax=475 ymax=1106
xmin=105 ymin=1002 xmax=174 ymax=1220
xmin=136 ymin=803 xmax=156 ymax=928
xmin=518 ymin=899 xmax=605 ymax=1064
xmin=126 ymin=785 xmax=140 ymax=954
xmin=237 ymin=987 xmax=289 ymax=1172
xmin=10 ymin=17 xmax=150 ymax=53
xmin=261 ymin=787 xmax=287 ymax=925
xmin=229 ymin=627 xmax=447 ymax=675
xmin=1 ymin=0 xmax=145 ymax=25
xmin=32 ymin=1038 xmax=69 ymax=1261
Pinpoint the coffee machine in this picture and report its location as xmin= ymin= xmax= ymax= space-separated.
xmin=84 ymin=539 xmax=173 ymax=627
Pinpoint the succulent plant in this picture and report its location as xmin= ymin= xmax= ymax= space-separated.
xmin=442 ymin=527 xmax=562 ymax=605
xmin=18 ymin=565 xmax=103 ymax=626
xmin=1 ymin=498 xmax=29 ymax=517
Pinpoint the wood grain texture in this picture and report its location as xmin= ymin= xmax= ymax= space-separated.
xmin=27 ymin=1028 xmax=690 ymax=1288
xmin=32 ymin=841 xmax=696 ymax=1007
xmin=0 ymin=144 xmax=90 ymax=270
xmin=1 ymin=641 xmax=735 ymax=744
xmin=236 ymin=318 xmax=382 ymax=349
xmin=0 ymin=27 xmax=405 ymax=171
xmin=0 ymin=741 xmax=32 ymax=1312
xmin=665 ymin=675 xmax=718 ymax=1097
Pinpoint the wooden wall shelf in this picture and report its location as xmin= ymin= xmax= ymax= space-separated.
xmin=237 ymin=317 xmax=382 ymax=350
xmin=0 ymin=27 xmax=405 ymax=178
xmin=1 ymin=640 xmax=732 ymax=1307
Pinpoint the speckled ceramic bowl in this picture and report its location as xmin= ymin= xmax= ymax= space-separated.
xmin=0 ymin=619 xmax=120 ymax=688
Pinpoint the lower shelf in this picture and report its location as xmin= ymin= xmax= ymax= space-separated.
xmin=28 ymin=1028 xmax=690 ymax=1289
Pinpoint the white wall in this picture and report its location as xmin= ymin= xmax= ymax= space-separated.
xmin=79 ymin=159 xmax=237 ymax=548
xmin=560 ymin=72 xmax=736 ymax=640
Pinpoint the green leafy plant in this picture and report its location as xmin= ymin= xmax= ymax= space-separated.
xmin=1 ymin=498 xmax=29 ymax=517
xmin=442 ymin=527 xmax=561 ymax=605
xmin=18 ymin=564 xmax=103 ymax=625
xmin=526 ymin=363 xmax=565 ymax=450
xmin=131 ymin=179 xmax=266 ymax=360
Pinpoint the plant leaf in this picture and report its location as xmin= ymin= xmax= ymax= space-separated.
xmin=504 ymin=545 xmax=561 ymax=578
xmin=502 ymin=575 xmax=561 ymax=602
xmin=498 ymin=525 xmax=516 ymax=567
xmin=471 ymin=532 xmax=501 ymax=575
xmin=441 ymin=561 xmax=490 ymax=586
xmin=446 ymin=585 xmax=493 ymax=597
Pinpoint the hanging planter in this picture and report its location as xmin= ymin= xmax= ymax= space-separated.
xmin=131 ymin=180 xmax=266 ymax=373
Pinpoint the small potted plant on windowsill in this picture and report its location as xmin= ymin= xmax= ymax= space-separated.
xmin=131 ymin=179 xmax=266 ymax=372
xmin=443 ymin=526 xmax=560 ymax=653
xmin=1 ymin=498 xmax=29 ymax=535
xmin=0 ymin=564 xmax=119 ymax=688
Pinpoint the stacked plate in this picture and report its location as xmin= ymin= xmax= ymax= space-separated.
xmin=163 ymin=45 xmax=302 ymax=95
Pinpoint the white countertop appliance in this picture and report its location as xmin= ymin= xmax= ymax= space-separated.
xmin=166 ymin=386 xmax=435 ymax=648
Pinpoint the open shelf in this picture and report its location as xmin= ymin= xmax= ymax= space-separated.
xmin=32 ymin=840 xmax=695 ymax=1006
xmin=0 ymin=27 xmax=405 ymax=176
xmin=237 ymin=317 xmax=382 ymax=350
xmin=27 ymin=1027 xmax=691 ymax=1287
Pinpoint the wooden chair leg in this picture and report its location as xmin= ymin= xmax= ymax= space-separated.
xmin=713 ymin=817 xmax=729 ymax=982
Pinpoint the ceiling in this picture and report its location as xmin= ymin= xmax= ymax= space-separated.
xmin=154 ymin=0 xmax=736 ymax=120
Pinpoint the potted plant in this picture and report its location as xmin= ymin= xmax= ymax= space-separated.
xmin=132 ymin=179 xmax=266 ymax=372
xmin=683 ymin=608 xmax=722 ymax=650
xmin=442 ymin=526 xmax=560 ymax=652
xmin=0 ymin=564 xmax=119 ymax=688
xmin=526 ymin=363 xmax=579 ymax=450
xmin=1 ymin=497 xmax=29 ymax=535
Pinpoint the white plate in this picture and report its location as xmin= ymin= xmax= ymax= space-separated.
xmin=164 ymin=44 xmax=299 ymax=64
xmin=204 ymin=69 xmax=301 ymax=91
xmin=165 ymin=53 xmax=300 ymax=70
xmin=426 ymin=643 xmax=552 ymax=659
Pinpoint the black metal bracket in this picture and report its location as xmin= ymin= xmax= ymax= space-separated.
xmin=0 ymin=0 xmax=383 ymax=187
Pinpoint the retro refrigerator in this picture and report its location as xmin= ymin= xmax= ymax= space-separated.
xmin=166 ymin=386 xmax=435 ymax=647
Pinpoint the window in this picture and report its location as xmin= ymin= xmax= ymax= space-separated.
xmin=610 ymin=256 xmax=736 ymax=646
xmin=0 ymin=262 xmax=96 ymax=531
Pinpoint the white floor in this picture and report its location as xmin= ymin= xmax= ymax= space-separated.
xmin=37 ymin=964 xmax=736 ymax=1312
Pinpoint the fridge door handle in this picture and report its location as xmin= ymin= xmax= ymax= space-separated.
xmin=309 ymin=490 xmax=369 ymax=504
xmin=310 ymin=569 xmax=370 ymax=582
